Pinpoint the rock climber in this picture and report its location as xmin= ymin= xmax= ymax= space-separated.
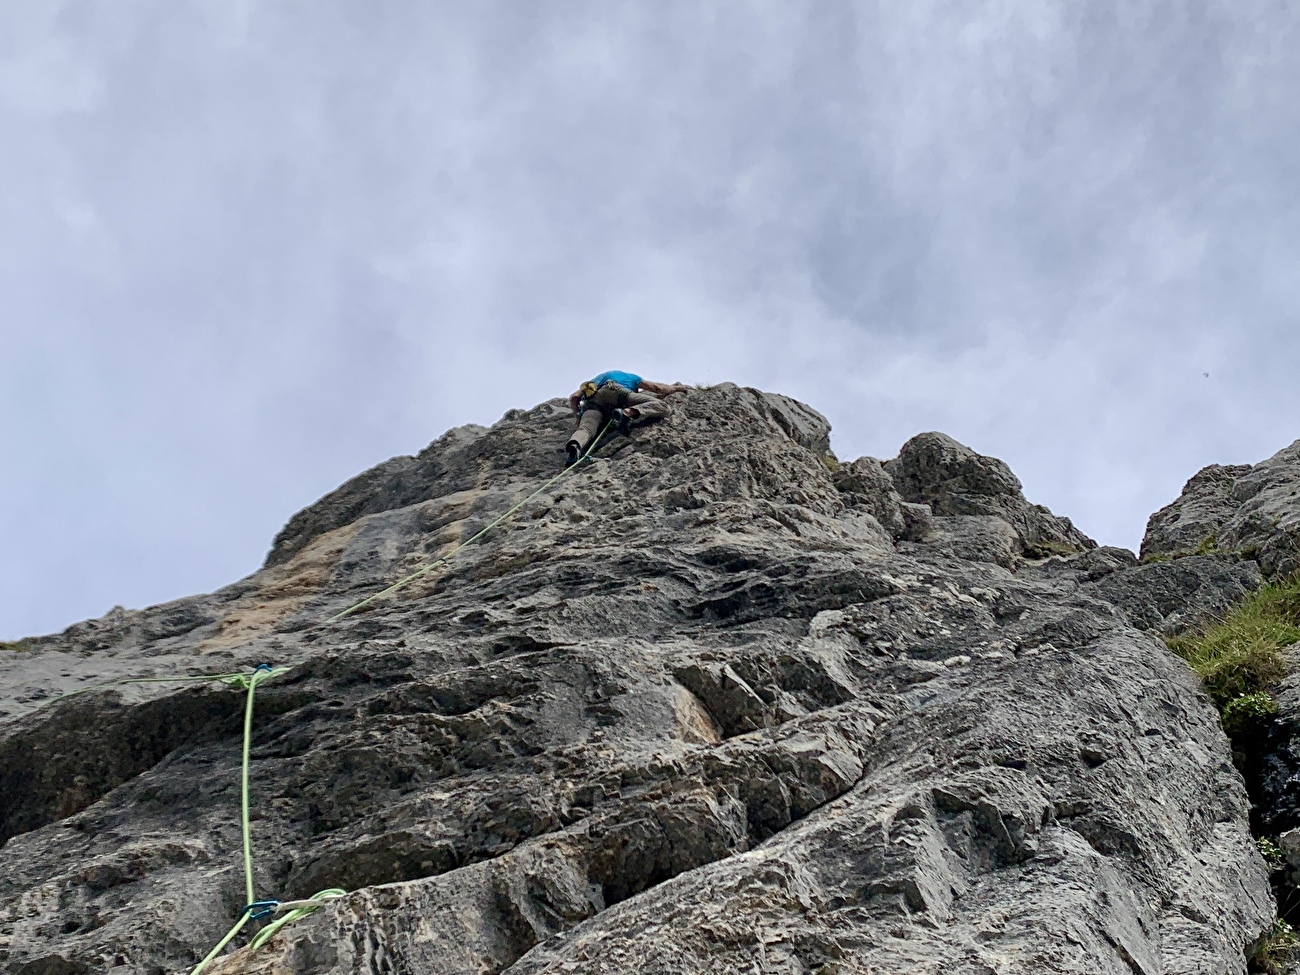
xmin=564 ymin=370 xmax=689 ymax=466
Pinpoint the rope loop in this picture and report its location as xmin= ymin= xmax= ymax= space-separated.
xmin=248 ymin=889 xmax=348 ymax=951
xmin=219 ymin=664 xmax=286 ymax=691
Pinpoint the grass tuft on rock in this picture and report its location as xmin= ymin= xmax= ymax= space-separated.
xmin=1024 ymin=538 xmax=1081 ymax=559
xmin=1224 ymin=692 xmax=1282 ymax=735
xmin=1258 ymin=836 xmax=1286 ymax=869
xmin=1251 ymin=918 xmax=1300 ymax=974
xmin=1166 ymin=574 xmax=1300 ymax=710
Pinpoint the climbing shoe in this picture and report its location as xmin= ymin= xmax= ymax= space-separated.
xmin=612 ymin=409 xmax=631 ymax=436
xmin=564 ymin=441 xmax=581 ymax=468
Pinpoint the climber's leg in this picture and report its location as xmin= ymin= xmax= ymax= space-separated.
xmin=567 ymin=407 xmax=604 ymax=458
xmin=622 ymin=391 xmax=670 ymax=426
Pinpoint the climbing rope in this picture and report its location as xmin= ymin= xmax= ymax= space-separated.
xmin=247 ymin=889 xmax=347 ymax=950
xmin=189 ymin=665 xmax=344 ymax=974
xmin=328 ymin=416 xmax=616 ymax=622
xmin=41 ymin=417 xmax=622 ymax=968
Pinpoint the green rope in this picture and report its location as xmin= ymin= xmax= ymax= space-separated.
xmin=235 ymin=669 xmax=276 ymax=908
xmin=185 ymin=666 xmax=345 ymax=974
xmin=327 ymin=416 xmax=615 ymax=622
xmin=190 ymin=913 xmax=251 ymax=975
xmin=249 ymin=889 xmax=347 ymax=950
xmin=60 ymin=418 xmax=622 ymax=969
xmin=49 ymin=419 xmax=617 ymax=964
xmin=190 ymin=667 xmax=277 ymax=975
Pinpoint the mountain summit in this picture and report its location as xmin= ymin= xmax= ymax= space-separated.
xmin=4 ymin=384 xmax=1296 ymax=974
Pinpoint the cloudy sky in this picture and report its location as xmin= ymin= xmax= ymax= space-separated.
xmin=3 ymin=1 xmax=1299 ymax=640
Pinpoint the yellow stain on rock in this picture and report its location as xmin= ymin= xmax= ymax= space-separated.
xmin=198 ymin=521 xmax=362 ymax=652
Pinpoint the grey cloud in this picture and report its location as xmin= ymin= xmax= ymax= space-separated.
xmin=2 ymin=1 xmax=1299 ymax=637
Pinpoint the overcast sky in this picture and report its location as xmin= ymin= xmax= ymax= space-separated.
xmin=3 ymin=1 xmax=1299 ymax=640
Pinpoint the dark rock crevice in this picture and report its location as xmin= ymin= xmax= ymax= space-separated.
xmin=0 ymin=689 xmax=242 ymax=846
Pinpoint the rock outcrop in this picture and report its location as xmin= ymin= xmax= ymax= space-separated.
xmin=1130 ymin=441 xmax=1300 ymax=954
xmin=1143 ymin=441 xmax=1300 ymax=578
xmin=0 ymin=385 xmax=1286 ymax=975
xmin=884 ymin=432 xmax=1095 ymax=560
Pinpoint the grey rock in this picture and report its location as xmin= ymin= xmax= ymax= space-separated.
xmin=1142 ymin=440 xmax=1300 ymax=577
xmin=907 ymin=513 xmax=1023 ymax=569
xmin=828 ymin=451 xmax=941 ymax=546
xmin=1016 ymin=545 xmax=1267 ymax=638
xmin=1088 ymin=555 xmax=1264 ymax=637
xmin=1062 ymin=545 xmax=1141 ymax=581
xmin=264 ymin=422 xmax=495 ymax=568
xmin=885 ymin=431 xmax=1096 ymax=559
xmin=898 ymin=500 xmax=935 ymax=542
xmin=1278 ymin=826 xmax=1300 ymax=891
xmin=0 ymin=387 xmax=1274 ymax=975
xmin=1143 ymin=465 xmax=1254 ymax=560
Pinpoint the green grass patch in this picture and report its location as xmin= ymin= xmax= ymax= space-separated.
xmin=1024 ymin=538 xmax=1083 ymax=559
xmin=1224 ymin=692 xmax=1281 ymax=735
xmin=1252 ymin=919 xmax=1300 ymax=974
xmin=0 ymin=641 xmax=25 ymax=652
xmin=1173 ymin=577 xmax=1300 ymax=971
xmin=1258 ymin=836 xmax=1286 ymax=869
xmin=1142 ymin=535 xmax=1263 ymax=567
xmin=1166 ymin=574 xmax=1300 ymax=710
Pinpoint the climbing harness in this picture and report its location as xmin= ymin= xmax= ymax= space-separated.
xmin=189 ymin=664 xmax=345 ymax=974
xmin=327 ymin=415 xmax=615 ymax=622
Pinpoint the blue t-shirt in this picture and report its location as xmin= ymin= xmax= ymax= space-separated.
xmin=590 ymin=370 xmax=642 ymax=391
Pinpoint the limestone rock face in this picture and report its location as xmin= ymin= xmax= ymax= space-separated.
xmin=1088 ymin=556 xmax=1264 ymax=638
xmin=1143 ymin=441 xmax=1300 ymax=577
xmin=0 ymin=386 xmax=1276 ymax=975
xmin=885 ymin=432 xmax=1096 ymax=559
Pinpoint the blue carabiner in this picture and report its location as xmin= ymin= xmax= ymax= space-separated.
xmin=245 ymin=899 xmax=280 ymax=921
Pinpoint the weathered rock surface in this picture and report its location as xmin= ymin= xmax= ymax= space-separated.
xmin=1088 ymin=556 xmax=1264 ymax=638
xmin=1133 ymin=442 xmax=1300 ymax=968
xmin=884 ymin=432 xmax=1095 ymax=560
xmin=1143 ymin=441 xmax=1300 ymax=578
xmin=0 ymin=385 xmax=1281 ymax=974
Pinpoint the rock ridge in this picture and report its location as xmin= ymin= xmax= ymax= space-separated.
xmin=1143 ymin=440 xmax=1300 ymax=577
xmin=0 ymin=384 xmax=1287 ymax=975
